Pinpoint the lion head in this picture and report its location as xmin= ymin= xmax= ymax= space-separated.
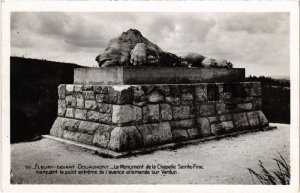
xmin=96 ymin=29 xmax=159 ymax=67
xmin=95 ymin=38 xmax=132 ymax=67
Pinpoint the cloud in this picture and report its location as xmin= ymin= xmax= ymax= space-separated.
xmin=193 ymin=13 xmax=290 ymax=76
xmin=11 ymin=12 xmax=109 ymax=50
xmin=219 ymin=13 xmax=289 ymax=34
xmin=10 ymin=12 xmax=289 ymax=76
xmin=138 ymin=13 xmax=217 ymax=52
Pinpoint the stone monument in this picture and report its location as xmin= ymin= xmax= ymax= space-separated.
xmin=49 ymin=29 xmax=273 ymax=156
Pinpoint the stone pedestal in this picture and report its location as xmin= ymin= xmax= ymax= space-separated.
xmin=50 ymin=67 xmax=270 ymax=153
xmin=74 ymin=67 xmax=245 ymax=85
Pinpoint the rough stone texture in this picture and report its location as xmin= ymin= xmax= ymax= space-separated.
xmin=216 ymin=103 xmax=226 ymax=115
xmin=252 ymin=98 xmax=262 ymax=110
xmin=77 ymin=133 xmax=93 ymax=145
xmin=98 ymin=103 xmax=112 ymax=114
xmin=142 ymin=85 xmax=155 ymax=94
xmin=76 ymin=98 xmax=85 ymax=109
xmin=58 ymin=99 xmax=66 ymax=117
xmin=208 ymin=116 xmax=220 ymax=124
xmin=108 ymin=86 xmax=132 ymax=104
xmin=199 ymin=104 xmax=215 ymax=116
xmin=257 ymin=110 xmax=269 ymax=126
xmin=233 ymin=112 xmax=249 ymax=129
xmin=160 ymin=104 xmax=172 ymax=121
xmin=211 ymin=123 xmax=224 ymax=135
xmin=181 ymin=85 xmax=193 ymax=94
xmin=58 ymin=84 xmax=66 ymax=99
xmin=107 ymin=126 xmax=143 ymax=152
xmin=243 ymin=97 xmax=253 ymax=103
xmin=83 ymin=85 xmax=93 ymax=91
xmin=83 ymin=91 xmax=95 ymax=100
xmin=216 ymin=84 xmax=223 ymax=94
xmin=92 ymin=124 xmax=115 ymax=148
xmin=95 ymin=94 xmax=109 ymax=103
xmin=224 ymin=103 xmax=235 ymax=113
xmin=63 ymin=130 xmax=79 ymax=141
xmin=63 ymin=119 xmax=80 ymax=132
xmin=75 ymin=92 xmax=83 ymax=99
xmin=94 ymin=86 xmax=108 ymax=94
xmin=66 ymin=85 xmax=74 ymax=95
xmin=220 ymin=114 xmax=232 ymax=121
xmin=85 ymin=100 xmax=98 ymax=111
xmin=221 ymin=121 xmax=235 ymax=132
xmin=74 ymin=109 xmax=87 ymax=120
xmin=157 ymin=85 xmax=170 ymax=96
xmin=99 ymin=123 xmax=114 ymax=133
xmin=78 ymin=121 xmax=99 ymax=134
xmin=172 ymin=129 xmax=189 ymax=141
xmin=66 ymin=96 xmax=76 ymax=108
xmin=65 ymin=108 xmax=75 ymax=118
xmin=165 ymin=96 xmax=181 ymax=106
xmin=172 ymin=106 xmax=190 ymax=119
xmin=51 ymin=81 xmax=270 ymax=153
xmin=171 ymin=119 xmax=194 ymax=130
xmin=197 ymin=117 xmax=211 ymax=137
xmin=132 ymin=86 xmax=147 ymax=106
xmin=50 ymin=117 xmax=66 ymax=138
xmin=74 ymin=85 xmax=83 ymax=93
xmin=142 ymin=104 xmax=160 ymax=123
xmin=93 ymin=129 xmax=110 ymax=148
xmin=62 ymin=130 xmax=93 ymax=144
xmin=220 ymin=92 xmax=232 ymax=101
xmin=181 ymin=92 xmax=193 ymax=105
xmin=148 ymin=90 xmax=164 ymax=103
xmin=99 ymin=113 xmax=112 ymax=124
xmin=249 ymin=83 xmax=261 ymax=96
xmin=247 ymin=111 xmax=260 ymax=127
xmin=195 ymin=85 xmax=207 ymax=101
xmin=137 ymin=122 xmax=172 ymax=147
xmin=112 ymin=105 xmax=142 ymax=124
xmin=236 ymin=103 xmax=253 ymax=111
xmin=187 ymin=128 xmax=199 ymax=139
xmin=86 ymin=111 xmax=100 ymax=122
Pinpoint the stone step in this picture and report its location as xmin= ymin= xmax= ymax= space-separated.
xmin=43 ymin=125 xmax=276 ymax=158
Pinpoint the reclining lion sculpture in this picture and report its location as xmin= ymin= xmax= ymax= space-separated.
xmin=95 ymin=29 xmax=233 ymax=68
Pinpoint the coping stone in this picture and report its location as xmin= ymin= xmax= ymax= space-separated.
xmin=74 ymin=67 xmax=245 ymax=85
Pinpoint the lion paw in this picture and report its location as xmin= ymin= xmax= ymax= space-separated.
xmin=130 ymin=43 xmax=160 ymax=66
xmin=130 ymin=43 xmax=147 ymax=66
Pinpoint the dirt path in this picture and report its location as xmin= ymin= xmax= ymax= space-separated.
xmin=11 ymin=123 xmax=289 ymax=184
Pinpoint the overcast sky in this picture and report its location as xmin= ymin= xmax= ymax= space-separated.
xmin=11 ymin=12 xmax=289 ymax=76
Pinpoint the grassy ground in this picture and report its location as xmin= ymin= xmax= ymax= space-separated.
xmin=10 ymin=123 xmax=289 ymax=184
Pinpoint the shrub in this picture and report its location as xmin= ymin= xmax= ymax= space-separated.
xmin=248 ymin=153 xmax=290 ymax=185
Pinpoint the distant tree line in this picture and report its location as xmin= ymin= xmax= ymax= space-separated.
xmin=245 ymin=75 xmax=290 ymax=87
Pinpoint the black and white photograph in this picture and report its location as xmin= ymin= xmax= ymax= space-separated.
xmin=1 ymin=1 xmax=299 ymax=193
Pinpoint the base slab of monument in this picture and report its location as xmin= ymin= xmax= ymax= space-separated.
xmin=44 ymin=125 xmax=276 ymax=158
xmin=49 ymin=68 xmax=275 ymax=155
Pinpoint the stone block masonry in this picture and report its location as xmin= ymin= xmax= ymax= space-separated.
xmin=50 ymin=82 xmax=269 ymax=152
